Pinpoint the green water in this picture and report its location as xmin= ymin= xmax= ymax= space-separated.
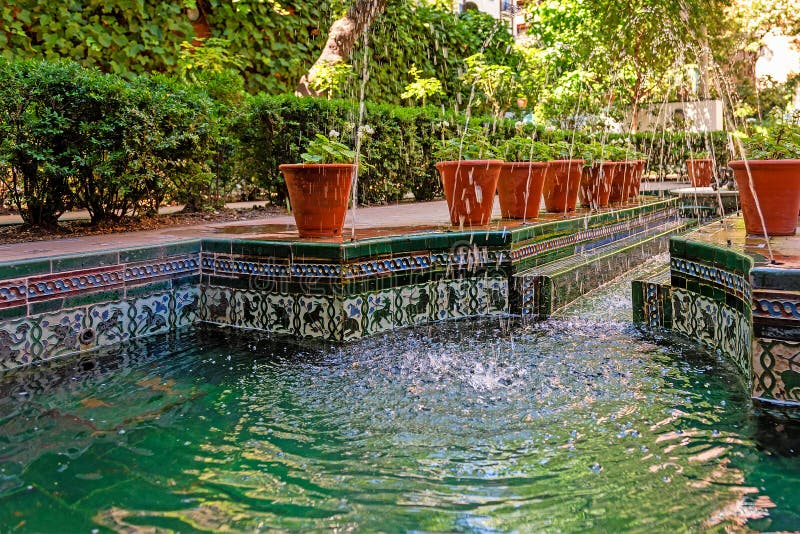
xmin=1 ymin=279 xmax=800 ymax=531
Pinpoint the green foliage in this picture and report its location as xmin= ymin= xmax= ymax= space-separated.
xmin=499 ymin=136 xmax=552 ymax=162
xmin=401 ymin=65 xmax=444 ymax=106
xmin=351 ymin=4 xmax=517 ymax=106
xmin=737 ymin=111 xmax=800 ymax=159
xmin=177 ymin=38 xmax=246 ymax=82
xmin=0 ymin=0 xmax=333 ymax=94
xmin=0 ymin=59 xmax=80 ymax=227
xmin=433 ymin=128 xmax=497 ymax=161
xmin=462 ymin=53 xmax=519 ymax=120
xmin=0 ymin=1 xmax=195 ymax=79
xmin=0 ymin=59 xmax=216 ymax=227
xmin=301 ymin=133 xmax=357 ymax=164
xmin=309 ymin=61 xmax=353 ymax=100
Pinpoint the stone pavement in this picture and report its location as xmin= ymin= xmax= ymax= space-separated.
xmin=0 ymin=201 xmax=461 ymax=263
xmin=0 ymin=184 xmax=688 ymax=264
xmin=0 ymin=200 xmax=272 ymax=226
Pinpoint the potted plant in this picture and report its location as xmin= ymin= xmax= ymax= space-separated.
xmin=279 ymin=132 xmax=357 ymax=238
xmin=497 ymin=136 xmax=551 ymax=219
xmin=600 ymin=143 xmax=646 ymax=203
xmin=686 ymin=150 xmax=714 ymax=187
xmin=434 ymin=128 xmax=504 ymax=226
xmin=580 ymin=141 xmax=622 ymax=210
xmin=542 ymin=140 xmax=585 ymax=212
xmin=729 ymin=115 xmax=800 ymax=236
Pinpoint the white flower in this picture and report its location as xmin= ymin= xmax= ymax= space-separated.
xmin=363 ymin=124 xmax=374 ymax=135
xmin=329 ymin=129 xmax=340 ymax=139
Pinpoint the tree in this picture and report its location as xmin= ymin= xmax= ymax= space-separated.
xmin=295 ymin=0 xmax=388 ymax=97
xmin=526 ymin=0 xmax=731 ymax=132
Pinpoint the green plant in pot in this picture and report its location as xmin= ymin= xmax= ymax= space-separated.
xmin=600 ymin=142 xmax=647 ymax=203
xmin=686 ymin=149 xmax=714 ymax=187
xmin=580 ymin=141 xmax=622 ymax=209
xmin=434 ymin=127 xmax=504 ymax=226
xmin=730 ymin=113 xmax=800 ymax=236
xmin=541 ymin=140 xmax=586 ymax=213
xmin=496 ymin=136 xmax=552 ymax=219
xmin=279 ymin=131 xmax=358 ymax=238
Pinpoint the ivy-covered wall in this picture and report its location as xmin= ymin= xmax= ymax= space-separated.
xmin=0 ymin=0 xmax=334 ymax=94
xmin=0 ymin=1 xmax=512 ymax=101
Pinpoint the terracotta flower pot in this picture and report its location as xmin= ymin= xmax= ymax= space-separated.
xmin=497 ymin=162 xmax=548 ymax=219
xmin=686 ymin=158 xmax=714 ymax=187
xmin=729 ymin=159 xmax=800 ymax=236
xmin=627 ymin=160 xmax=646 ymax=200
xmin=542 ymin=159 xmax=585 ymax=212
xmin=279 ymin=163 xmax=355 ymax=238
xmin=436 ymin=160 xmax=503 ymax=226
xmin=581 ymin=161 xmax=626 ymax=209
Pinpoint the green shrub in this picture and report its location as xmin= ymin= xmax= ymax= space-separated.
xmin=0 ymin=59 xmax=219 ymax=226
xmin=0 ymin=59 xmax=106 ymax=227
xmin=234 ymin=95 xmax=476 ymax=205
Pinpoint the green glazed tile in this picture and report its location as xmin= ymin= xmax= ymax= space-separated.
xmin=291 ymin=241 xmax=343 ymax=261
xmin=231 ymin=240 xmax=292 ymax=259
xmin=52 ymin=252 xmax=120 ymax=273
xmin=0 ymin=304 xmax=28 ymax=320
xmin=62 ymin=288 xmax=123 ymax=310
xmin=126 ymin=279 xmax=172 ymax=297
xmin=201 ymin=238 xmax=234 ymax=254
xmin=28 ymin=298 xmax=64 ymax=315
xmin=0 ymin=259 xmax=51 ymax=280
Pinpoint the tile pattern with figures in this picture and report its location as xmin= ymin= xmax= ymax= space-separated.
xmin=0 ymin=287 xmax=198 ymax=371
xmin=671 ymin=288 xmax=752 ymax=380
xmin=752 ymin=338 xmax=800 ymax=402
xmin=201 ymin=276 xmax=508 ymax=342
xmin=0 ymin=198 xmax=682 ymax=368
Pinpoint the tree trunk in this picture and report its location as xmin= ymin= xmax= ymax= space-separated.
xmin=295 ymin=0 xmax=388 ymax=97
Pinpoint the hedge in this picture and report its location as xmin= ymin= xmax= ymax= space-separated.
xmin=0 ymin=59 xmax=734 ymax=228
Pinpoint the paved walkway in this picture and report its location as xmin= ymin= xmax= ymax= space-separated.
xmin=0 ymin=200 xmax=272 ymax=226
xmin=0 ymin=182 xmax=687 ymax=263
xmin=0 ymin=201 xmax=460 ymax=263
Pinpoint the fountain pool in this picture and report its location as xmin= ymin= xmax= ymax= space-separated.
xmin=1 ymin=270 xmax=798 ymax=532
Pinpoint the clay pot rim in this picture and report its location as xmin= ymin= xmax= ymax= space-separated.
xmin=436 ymin=159 xmax=505 ymax=168
xmin=279 ymin=163 xmax=357 ymax=170
xmin=546 ymin=159 xmax=585 ymax=167
xmin=502 ymin=161 xmax=549 ymax=168
xmin=729 ymin=159 xmax=800 ymax=169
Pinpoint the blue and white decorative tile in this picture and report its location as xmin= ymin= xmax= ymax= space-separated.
xmin=86 ymin=301 xmax=130 ymax=347
xmin=297 ymin=295 xmax=338 ymax=339
xmin=174 ymin=288 xmax=200 ymax=328
xmin=397 ymin=285 xmax=432 ymax=327
xmin=719 ymin=304 xmax=751 ymax=377
xmin=479 ymin=276 xmax=508 ymax=315
xmin=341 ymin=296 xmax=365 ymax=341
xmin=264 ymin=293 xmax=295 ymax=335
xmin=671 ymin=289 xmax=696 ymax=339
xmin=693 ymin=294 xmax=720 ymax=347
xmin=0 ymin=318 xmax=36 ymax=370
xmin=235 ymin=289 xmax=263 ymax=330
xmin=201 ymin=286 xmax=234 ymax=325
xmin=39 ymin=308 xmax=86 ymax=360
xmin=131 ymin=293 xmax=171 ymax=337
xmin=364 ymin=290 xmax=395 ymax=336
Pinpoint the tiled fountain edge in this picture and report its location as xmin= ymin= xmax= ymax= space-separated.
xmin=633 ymin=225 xmax=800 ymax=408
xmin=0 ymin=198 xmax=680 ymax=369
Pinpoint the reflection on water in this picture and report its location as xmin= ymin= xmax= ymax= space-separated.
xmin=1 ymin=280 xmax=799 ymax=531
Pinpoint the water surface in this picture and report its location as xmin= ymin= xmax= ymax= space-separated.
xmin=0 ymin=273 xmax=799 ymax=532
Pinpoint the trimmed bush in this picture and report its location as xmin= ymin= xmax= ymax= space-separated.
xmin=0 ymin=59 xmax=217 ymax=226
